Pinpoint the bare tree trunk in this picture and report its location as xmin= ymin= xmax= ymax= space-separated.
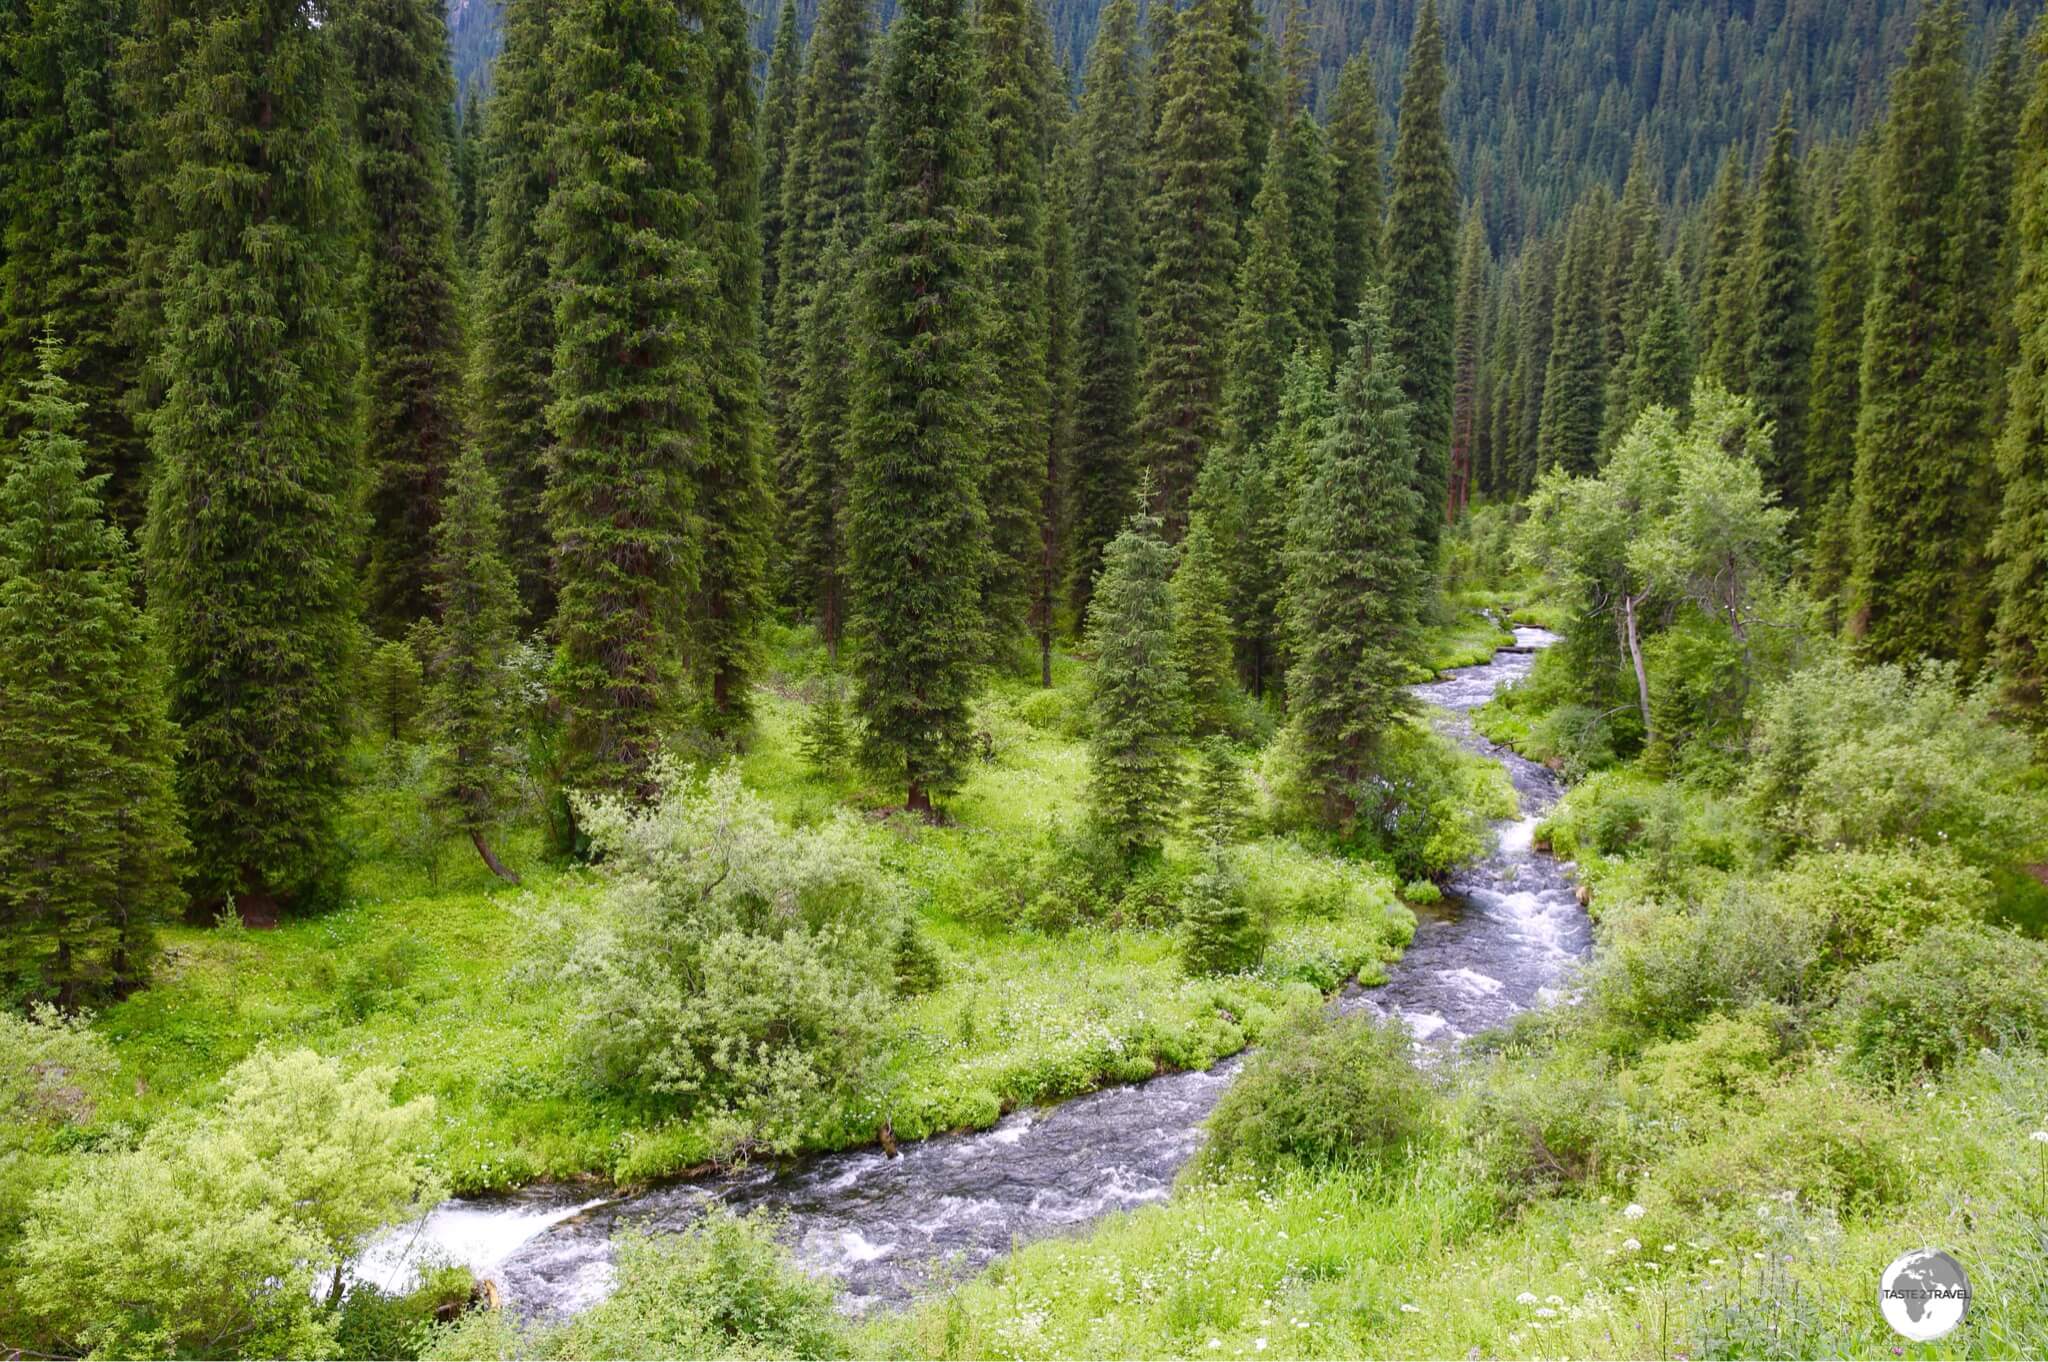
xmin=1622 ymin=589 xmax=1653 ymax=745
xmin=471 ymin=832 xmax=521 ymax=884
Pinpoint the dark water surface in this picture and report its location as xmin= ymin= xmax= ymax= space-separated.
xmin=357 ymin=626 xmax=1588 ymax=1318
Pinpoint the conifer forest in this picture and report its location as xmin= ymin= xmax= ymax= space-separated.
xmin=9 ymin=0 xmax=2048 ymax=1355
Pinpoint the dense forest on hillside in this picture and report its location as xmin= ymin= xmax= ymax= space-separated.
xmin=4 ymin=0 xmax=2048 ymax=1356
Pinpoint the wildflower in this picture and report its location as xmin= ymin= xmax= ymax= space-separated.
xmin=1622 ymin=1238 xmax=1641 ymax=1252
xmin=1208 ymin=1341 xmax=1221 ymax=1351
xmin=1663 ymin=1244 xmax=1677 ymax=1254
xmin=2031 ymin=1130 xmax=2048 ymax=1144
xmin=1535 ymin=1307 xmax=1558 ymax=1319
xmin=1517 ymin=1293 xmax=1540 ymax=1305
xmin=1254 ymin=1340 xmax=1267 ymax=1353
xmin=1623 ymin=1203 xmax=1647 ymax=1220
xmin=1545 ymin=1295 xmax=1563 ymax=1306
xmin=1400 ymin=1303 xmax=1421 ymax=1314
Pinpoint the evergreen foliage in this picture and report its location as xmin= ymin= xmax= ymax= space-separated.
xmin=1179 ymin=852 xmax=1263 ymax=974
xmin=1804 ymin=148 xmax=1873 ymax=608
xmin=1134 ymin=0 xmax=1245 ymax=533
xmin=1695 ymin=146 xmax=1749 ymax=388
xmin=693 ymin=0 xmax=774 ymax=737
xmin=1220 ymin=130 xmax=1302 ymax=454
xmin=1173 ymin=510 xmax=1239 ymax=736
xmin=471 ymin=0 xmax=559 ymax=621
xmin=758 ymin=0 xmax=803 ymax=337
xmin=1741 ymin=98 xmax=1813 ymax=506
xmin=1188 ymin=735 xmax=1250 ymax=845
xmin=1064 ymin=0 xmax=1144 ymax=621
xmin=425 ymin=449 xmax=523 ymax=884
xmin=343 ymin=0 xmax=468 ymax=632
xmin=1991 ymin=24 xmax=2048 ymax=708
xmin=845 ymin=0 xmax=991 ymax=817
xmin=0 ymin=0 xmax=143 ymax=527
xmin=1537 ymin=198 xmax=1607 ymax=474
xmin=143 ymin=0 xmax=362 ymax=916
xmin=772 ymin=0 xmax=872 ymax=621
xmin=1449 ymin=211 xmax=1486 ymax=515
xmin=977 ymin=0 xmax=1059 ymax=648
xmin=1040 ymin=131 xmax=1080 ymax=684
xmin=1382 ymin=0 xmax=1456 ymax=551
xmin=0 ymin=343 xmax=181 ymax=1006
xmin=1326 ymin=48 xmax=1381 ymax=358
xmin=541 ymin=0 xmax=712 ymax=798
xmin=792 ymin=225 xmax=858 ymax=655
xmin=798 ymin=674 xmax=855 ymax=778
xmin=1085 ymin=503 xmax=1186 ymax=857
xmin=1286 ymin=290 xmax=1423 ymax=828
xmin=1278 ymin=109 xmax=1336 ymax=356
xmin=1847 ymin=0 xmax=1969 ymax=666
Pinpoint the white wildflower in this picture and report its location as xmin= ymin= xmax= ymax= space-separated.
xmin=1622 ymin=1237 xmax=1641 ymax=1252
xmin=1517 ymin=1293 xmax=1540 ymax=1305
xmin=2031 ymin=1130 xmax=2048 ymax=1144
xmin=1535 ymin=1308 xmax=1558 ymax=1319
xmin=1623 ymin=1203 xmax=1647 ymax=1220
xmin=1254 ymin=1340 xmax=1267 ymax=1353
xmin=1400 ymin=1303 xmax=1421 ymax=1314
xmin=1545 ymin=1295 xmax=1563 ymax=1306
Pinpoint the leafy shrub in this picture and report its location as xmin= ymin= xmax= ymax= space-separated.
xmin=1200 ymin=1009 xmax=1435 ymax=1172
xmin=1633 ymin=1007 xmax=1783 ymax=1115
xmin=546 ymin=1212 xmax=846 ymax=1359
xmin=0 ymin=1004 xmax=115 ymax=1135
xmin=1655 ymin=1069 xmax=1908 ymax=1214
xmin=1771 ymin=844 xmax=1992 ymax=970
xmin=334 ymin=1265 xmax=476 ymax=1361
xmin=1012 ymin=685 xmax=1088 ymax=740
xmin=567 ymin=764 xmax=901 ymax=1154
xmin=1838 ymin=922 xmax=2048 ymax=1083
xmin=1180 ymin=855 xmax=1266 ymax=975
xmin=338 ymin=933 xmax=429 ymax=1021
xmin=1745 ymin=656 xmax=2047 ymax=870
xmin=1464 ymin=1042 xmax=1645 ymax=1199
xmin=19 ymin=1049 xmax=440 ymax=1360
xmin=1641 ymin=611 xmax=1749 ymax=783
xmin=1264 ymin=722 xmax=1515 ymax=880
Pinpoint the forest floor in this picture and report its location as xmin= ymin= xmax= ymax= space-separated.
xmin=84 ymin=614 xmax=1513 ymax=1194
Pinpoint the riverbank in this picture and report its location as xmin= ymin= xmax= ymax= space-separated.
xmin=83 ymin=623 xmax=1528 ymax=1199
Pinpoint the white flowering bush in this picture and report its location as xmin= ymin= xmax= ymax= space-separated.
xmin=566 ymin=763 xmax=902 ymax=1154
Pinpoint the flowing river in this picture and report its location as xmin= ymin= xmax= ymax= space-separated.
xmin=357 ymin=625 xmax=1590 ymax=1320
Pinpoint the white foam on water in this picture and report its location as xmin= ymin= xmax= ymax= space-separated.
xmin=832 ymin=1229 xmax=898 ymax=1264
xmin=1498 ymin=817 xmax=1538 ymax=856
xmin=1440 ymin=967 xmax=1505 ymax=996
xmin=987 ymin=1114 xmax=1033 ymax=1145
xmin=352 ymin=1194 xmax=612 ymax=1296
xmin=1401 ymin=1010 xmax=1451 ymax=1041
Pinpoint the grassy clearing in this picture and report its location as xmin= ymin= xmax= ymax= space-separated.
xmin=84 ymin=640 xmax=1416 ymax=1194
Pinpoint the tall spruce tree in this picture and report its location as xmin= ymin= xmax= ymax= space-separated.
xmin=1173 ymin=510 xmax=1237 ymax=734
xmin=454 ymin=86 xmax=483 ymax=253
xmin=693 ymin=0 xmax=773 ymax=736
xmin=1278 ymin=108 xmax=1336 ymax=354
xmin=342 ymin=0 xmax=468 ymax=631
xmin=1990 ymin=23 xmax=2048 ymax=707
xmin=1084 ymin=502 xmax=1185 ymax=857
xmin=0 ymin=0 xmax=143 ymax=527
xmin=1624 ymin=264 xmax=1695 ymax=422
xmin=1039 ymin=131 xmax=1078 ymax=686
xmin=845 ymin=0 xmax=990 ymax=817
xmin=758 ymin=0 xmax=803 ymax=333
xmin=1947 ymin=18 xmax=2026 ymax=672
xmin=1742 ymin=97 xmax=1813 ymax=507
xmin=792 ymin=224 xmax=857 ymax=657
xmin=977 ymin=0 xmax=1058 ymax=650
xmin=1133 ymin=0 xmax=1245 ymax=534
xmin=1064 ymin=0 xmax=1144 ymax=621
xmin=1220 ymin=132 xmax=1301 ymax=454
xmin=1538 ymin=198 xmax=1607 ymax=473
xmin=1695 ymin=146 xmax=1749 ymax=388
xmin=0 ymin=342 xmax=182 ymax=1005
xmin=1327 ymin=48 xmax=1382 ymax=356
xmin=1383 ymin=0 xmax=1456 ymax=550
xmin=144 ymin=0 xmax=362 ymax=918
xmin=425 ymin=449 xmax=522 ymax=884
xmin=1805 ymin=147 xmax=1873 ymax=609
xmin=1847 ymin=0 xmax=1970 ymax=665
xmin=542 ymin=0 xmax=712 ymax=797
xmin=774 ymin=0 xmax=872 ymax=632
xmin=471 ymin=0 xmax=559 ymax=620
xmin=1449 ymin=210 xmax=1487 ymax=516
xmin=1286 ymin=289 xmax=1422 ymax=829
